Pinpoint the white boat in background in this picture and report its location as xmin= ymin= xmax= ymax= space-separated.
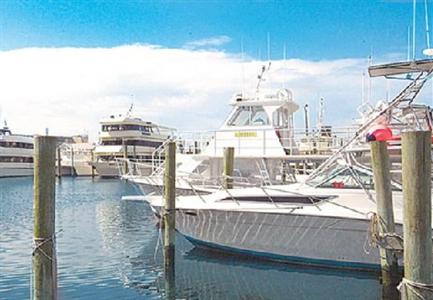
xmin=59 ymin=137 xmax=95 ymax=176
xmin=0 ymin=122 xmax=34 ymax=178
xmin=91 ymin=109 xmax=174 ymax=177
xmin=142 ymin=59 xmax=433 ymax=270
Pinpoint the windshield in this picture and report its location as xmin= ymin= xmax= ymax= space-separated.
xmin=228 ymin=106 xmax=270 ymax=126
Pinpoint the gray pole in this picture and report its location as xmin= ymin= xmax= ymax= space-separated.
xmin=401 ymin=131 xmax=432 ymax=300
xmin=32 ymin=136 xmax=57 ymax=300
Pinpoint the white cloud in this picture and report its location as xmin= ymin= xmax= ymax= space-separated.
xmin=184 ymin=35 xmax=232 ymax=49
xmin=0 ymin=44 xmax=429 ymax=142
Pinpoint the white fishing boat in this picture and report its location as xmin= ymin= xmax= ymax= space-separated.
xmin=0 ymin=122 xmax=34 ymax=178
xmin=128 ymin=67 xmax=349 ymax=194
xmin=142 ymin=59 xmax=433 ymax=270
xmin=91 ymin=107 xmax=174 ymax=177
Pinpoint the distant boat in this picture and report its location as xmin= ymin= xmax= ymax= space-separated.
xmin=0 ymin=122 xmax=34 ymax=178
xmin=91 ymin=112 xmax=174 ymax=177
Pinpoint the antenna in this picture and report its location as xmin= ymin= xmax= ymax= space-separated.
xmin=304 ymin=104 xmax=310 ymax=136
xmin=367 ymin=54 xmax=372 ymax=104
xmin=408 ymin=25 xmax=412 ymax=61
xmin=283 ymin=43 xmax=287 ymax=88
xmin=241 ymin=37 xmax=245 ymax=95
xmin=267 ymin=32 xmax=271 ymax=62
xmin=127 ymin=95 xmax=134 ymax=116
xmin=318 ymin=97 xmax=325 ymax=129
xmin=361 ymin=71 xmax=365 ymax=105
xmin=413 ymin=0 xmax=417 ymax=60
xmin=267 ymin=32 xmax=272 ymax=86
xmin=423 ymin=0 xmax=433 ymax=56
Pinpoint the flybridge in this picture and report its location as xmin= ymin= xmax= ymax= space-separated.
xmin=368 ymin=59 xmax=433 ymax=77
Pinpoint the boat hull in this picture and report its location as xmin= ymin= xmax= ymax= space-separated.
xmin=172 ymin=208 xmax=393 ymax=271
xmin=0 ymin=163 xmax=33 ymax=177
xmin=93 ymin=161 xmax=152 ymax=177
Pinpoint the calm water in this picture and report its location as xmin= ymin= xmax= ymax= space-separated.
xmin=0 ymin=177 xmax=382 ymax=299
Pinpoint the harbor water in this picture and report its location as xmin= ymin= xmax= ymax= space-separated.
xmin=1 ymin=177 xmax=382 ymax=299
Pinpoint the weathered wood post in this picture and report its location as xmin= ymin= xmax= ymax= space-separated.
xmin=70 ymin=147 xmax=75 ymax=177
xmin=33 ymin=136 xmax=57 ymax=300
xmin=163 ymin=141 xmax=176 ymax=300
xmin=370 ymin=141 xmax=399 ymax=299
xmin=122 ymin=139 xmax=128 ymax=175
xmin=56 ymin=147 xmax=61 ymax=179
xmin=90 ymin=150 xmax=95 ymax=178
xmin=223 ymin=147 xmax=234 ymax=189
xmin=400 ymin=131 xmax=432 ymax=300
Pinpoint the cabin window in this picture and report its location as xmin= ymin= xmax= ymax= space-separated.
xmin=0 ymin=156 xmax=33 ymax=163
xmin=102 ymin=124 xmax=148 ymax=132
xmin=228 ymin=106 xmax=269 ymax=126
xmin=219 ymin=195 xmax=335 ymax=204
xmin=0 ymin=141 xmax=33 ymax=149
xmin=100 ymin=139 xmax=162 ymax=148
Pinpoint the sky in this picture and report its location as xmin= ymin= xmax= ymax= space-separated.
xmin=0 ymin=0 xmax=432 ymax=140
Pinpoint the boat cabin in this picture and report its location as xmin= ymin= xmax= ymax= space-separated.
xmin=201 ymin=88 xmax=300 ymax=157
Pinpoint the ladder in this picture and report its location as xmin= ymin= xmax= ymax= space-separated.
xmin=308 ymin=69 xmax=433 ymax=182
xmin=256 ymin=158 xmax=272 ymax=186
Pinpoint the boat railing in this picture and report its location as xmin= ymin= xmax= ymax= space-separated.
xmin=173 ymin=126 xmax=357 ymax=157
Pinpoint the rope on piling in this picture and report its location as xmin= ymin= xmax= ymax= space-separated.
xmin=398 ymin=278 xmax=433 ymax=299
xmin=32 ymin=229 xmax=63 ymax=261
xmin=364 ymin=212 xmax=403 ymax=254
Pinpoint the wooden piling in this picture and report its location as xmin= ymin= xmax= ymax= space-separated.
xmin=370 ymin=141 xmax=399 ymax=298
xmin=223 ymin=147 xmax=234 ymax=189
xmin=123 ymin=140 xmax=128 ymax=175
xmin=70 ymin=147 xmax=75 ymax=177
xmin=56 ymin=147 xmax=61 ymax=179
xmin=401 ymin=131 xmax=432 ymax=300
xmin=163 ymin=141 xmax=176 ymax=300
xmin=90 ymin=150 xmax=95 ymax=178
xmin=33 ymin=136 xmax=57 ymax=300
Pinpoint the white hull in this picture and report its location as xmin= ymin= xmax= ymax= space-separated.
xmin=93 ymin=161 xmax=152 ymax=177
xmin=0 ymin=163 xmax=33 ymax=177
xmin=143 ymin=185 xmax=411 ymax=270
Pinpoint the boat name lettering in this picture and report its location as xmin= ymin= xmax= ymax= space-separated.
xmin=234 ymin=132 xmax=257 ymax=138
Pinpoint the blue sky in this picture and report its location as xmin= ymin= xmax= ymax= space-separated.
xmin=0 ymin=1 xmax=432 ymax=137
xmin=0 ymin=0 xmax=428 ymax=60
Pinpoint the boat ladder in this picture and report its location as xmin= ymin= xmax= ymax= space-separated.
xmin=256 ymin=159 xmax=272 ymax=186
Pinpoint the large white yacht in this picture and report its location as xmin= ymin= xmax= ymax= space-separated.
xmin=143 ymin=59 xmax=433 ymax=271
xmin=91 ymin=111 xmax=174 ymax=177
xmin=0 ymin=122 xmax=34 ymax=177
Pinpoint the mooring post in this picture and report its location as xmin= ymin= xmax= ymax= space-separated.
xmin=90 ymin=150 xmax=95 ymax=178
xmin=123 ymin=139 xmax=128 ymax=175
xmin=163 ymin=141 xmax=176 ymax=300
xmin=370 ymin=141 xmax=399 ymax=298
xmin=33 ymin=136 xmax=57 ymax=300
xmin=401 ymin=131 xmax=432 ymax=300
xmin=70 ymin=147 xmax=75 ymax=177
xmin=56 ymin=147 xmax=62 ymax=179
xmin=223 ymin=147 xmax=234 ymax=189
